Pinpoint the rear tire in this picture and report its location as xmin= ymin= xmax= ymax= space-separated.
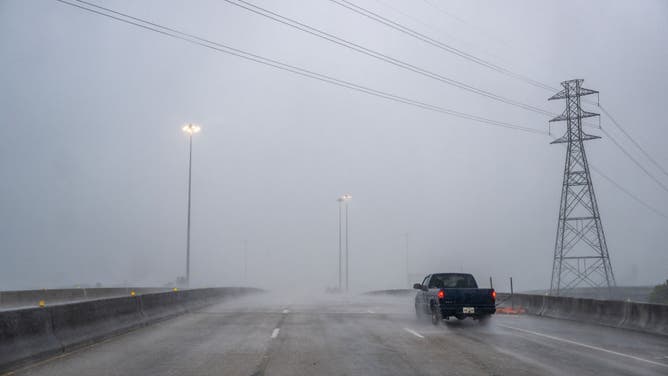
xmin=430 ymin=305 xmax=441 ymax=326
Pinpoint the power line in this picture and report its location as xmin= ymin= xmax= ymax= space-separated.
xmin=589 ymin=164 xmax=668 ymax=221
xmin=55 ymin=0 xmax=544 ymax=135
xmin=421 ymin=0 xmax=514 ymax=51
xmin=599 ymin=103 xmax=668 ymax=179
xmin=222 ymin=0 xmax=555 ymax=117
xmin=54 ymin=0 xmax=668 ymax=222
xmin=331 ymin=0 xmax=668 ymax=197
xmin=421 ymin=0 xmax=471 ymax=25
xmin=551 ymin=139 xmax=668 ymax=221
xmin=327 ymin=0 xmax=558 ymax=92
xmin=599 ymin=127 xmax=668 ymax=194
xmin=324 ymin=0 xmax=598 ymax=134
xmin=371 ymin=0 xmax=465 ymax=48
xmin=372 ymin=0 xmax=510 ymax=66
xmin=224 ymin=0 xmax=666 ymax=197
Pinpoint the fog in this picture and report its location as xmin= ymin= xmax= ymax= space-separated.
xmin=1 ymin=0 xmax=667 ymax=292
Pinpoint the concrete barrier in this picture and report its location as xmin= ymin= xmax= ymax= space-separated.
xmin=139 ymin=291 xmax=187 ymax=322
xmin=0 ymin=289 xmax=83 ymax=308
xmin=0 ymin=287 xmax=170 ymax=310
xmin=364 ymin=289 xmax=415 ymax=296
xmin=522 ymin=286 xmax=653 ymax=302
xmin=624 ymin=301 xmax=668 ymax=334
xmin=49 ymin=296 xmax=145 ymax=351
xmin=496 ymin=293 xmax=668 ymax=336
xmin=0 ymin=308 xmax=61 ymax=370
xmin=0 ymin=287 xmax=261 ymax=373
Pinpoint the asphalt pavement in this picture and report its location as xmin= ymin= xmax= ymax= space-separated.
xmin=5 ymin=292 xmax=667 ymax=376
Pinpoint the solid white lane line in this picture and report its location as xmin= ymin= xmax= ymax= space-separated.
xmin=282 ymin=309 xmax=289 ymax=314
xmin=403 ymin=328 xmax=424 ymax=339
xmin=271 ymin=328 xmax=280 ymax=339
xmin=498 ymin=324 xmax=668 ymax=368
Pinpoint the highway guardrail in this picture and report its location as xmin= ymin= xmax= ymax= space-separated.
xmin=0 ymin=287 xmax=171 ymax=310
xmin=0 ymin=287 xmax=261 ymax=373
xmin=497 ymin=293 xmax=668 ymax=336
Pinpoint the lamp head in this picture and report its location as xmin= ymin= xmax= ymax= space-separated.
xmin=182 ymin=123 xmax=201 ymax=135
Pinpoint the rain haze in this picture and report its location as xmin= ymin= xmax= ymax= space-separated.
xmin=1 ymin=0 xmax=667 ymax=293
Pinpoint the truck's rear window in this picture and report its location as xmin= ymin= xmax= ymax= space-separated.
xmin=429 ymin=274 xmax=478 ymax=288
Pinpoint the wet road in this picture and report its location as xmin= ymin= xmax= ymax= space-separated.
xmin=6 ymin=293 xmax=667 ymax=376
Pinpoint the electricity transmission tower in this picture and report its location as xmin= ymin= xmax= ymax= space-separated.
xmin=549 ymin=79 xmax=616 ymax=296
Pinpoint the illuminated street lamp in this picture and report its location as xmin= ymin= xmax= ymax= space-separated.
xmin=182 ymin=123 xmax=201 ymax=135
xmin=182 ymin=123 xmax=201 ymax=286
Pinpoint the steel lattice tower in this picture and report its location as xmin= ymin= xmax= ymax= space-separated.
xmin=549 ymin=79 xmax=616 ymax=296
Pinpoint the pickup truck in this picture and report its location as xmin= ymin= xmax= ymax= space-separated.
xmin=413 ymin=273 xmax=496 ymax=325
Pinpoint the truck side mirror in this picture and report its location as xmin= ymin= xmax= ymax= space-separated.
xmin=413 ymin=283 xmax=423 ymax=290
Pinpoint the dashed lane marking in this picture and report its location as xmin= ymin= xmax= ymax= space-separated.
xmin=498 ymin=324 xmax=668 ymax=368
xmin=403 ymin=327 xmax=424 ymax=339
xmin=282 ymin=309 xmax=289 ymax=314
xmin=271 ymin=328 xmax=280 ymax=339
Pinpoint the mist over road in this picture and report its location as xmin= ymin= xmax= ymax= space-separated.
xmin=8 ymin=293 xmax=667 ymax=376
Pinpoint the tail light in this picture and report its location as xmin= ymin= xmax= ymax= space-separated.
xmin=491 ymin=290 xmax=497 ymax=300
xmin=437 ymin=290 xmax=445 ymax=299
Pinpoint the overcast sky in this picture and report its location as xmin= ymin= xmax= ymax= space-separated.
xmin=1 ymin=0 xmax=667 ymax=292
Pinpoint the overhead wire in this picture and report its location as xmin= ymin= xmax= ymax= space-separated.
xmin=327 ymin=0 xmax=668 ymax=207
xmin=326 ymin=0 xmax=558 ymax=92
xmin=228 ymin=0 xmax=668 ymax=199
xmin=220 ymin=0 xmax=598 ymax=133
xmin=598 ymin=104 xmax=668 ymax=179
xmin=420 ymin=0 xmax=514 ymax=51
xmin=589 ymin=165 xmax=668 ymax=221
xmin=54 ymin=0 xmax=545 ymax=135
xmin=329 ymin=0 xmax=667 ymax=187
xmin=53 ymin=0 xmax=668 ymax=221
xmin=320 ymin=0 xmax=605 ymax=133
xmin=549 ymin=139 xmax=668 ymax=221
xmin=599 ymin=127 xmax=668 ymax=194
xmin=372 ymin=0 xmax=512 ymax=68
xmin=220 ymin=0 xmax=555 ymax=117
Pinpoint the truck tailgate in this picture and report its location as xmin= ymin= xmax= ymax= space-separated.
xmin=441 ymin=288 xmax=495 ymax=306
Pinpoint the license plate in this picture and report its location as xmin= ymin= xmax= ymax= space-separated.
xmin=463 ymin=307 xmax=475 ymax=314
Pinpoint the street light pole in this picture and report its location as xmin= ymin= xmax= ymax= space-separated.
xmin=337 ymin=197 xmax=343 ymax=292
xmin=186 ymin=133 xmax=192 ymax=286
xmin=182 ymin=123 xmax=201 ymax=287
xmin=345 ymin=200 xmax=349 ymax=292
xmin=337 ymin=194 xmax=352 ymax=292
